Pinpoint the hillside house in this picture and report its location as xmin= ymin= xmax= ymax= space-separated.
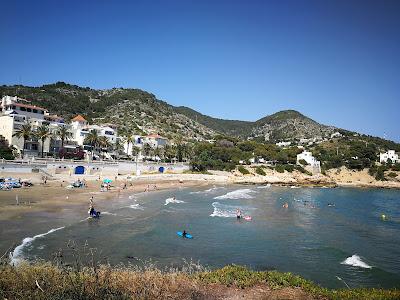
xmin=380 ymin=150 xmax=399 ymax=164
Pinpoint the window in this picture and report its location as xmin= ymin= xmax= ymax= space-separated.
xmin=12 ymin=105 xmax=16 ymax=109
xmin=20 ymin=107 xmax=26 ymax=111
xmin=26 ymin=108 xmax=32 ymax=112
xmin=33 ymin=109 xmax=38 ymax=113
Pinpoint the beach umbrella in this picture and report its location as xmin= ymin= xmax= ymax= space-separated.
xmin=103 ymin=179 xmax=112 ymax=183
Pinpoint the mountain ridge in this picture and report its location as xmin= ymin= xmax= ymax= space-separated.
xmin=0 ymin=82 xmax=371 ymax=143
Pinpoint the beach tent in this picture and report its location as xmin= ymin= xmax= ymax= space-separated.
xmin=158 ymin=166 xmax=164 ymax=173
xmin=103 ymin=179 xmax=112 ymax=183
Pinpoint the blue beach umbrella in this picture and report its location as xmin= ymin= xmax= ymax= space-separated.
xmin=103 ymin=179 xmax=112 ymax=183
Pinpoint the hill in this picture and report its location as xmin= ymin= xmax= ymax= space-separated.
xmin=0 ymin=82 xmax=390 ymax=144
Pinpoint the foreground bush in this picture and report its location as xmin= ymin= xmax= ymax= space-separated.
xmin=1 ymin=262 xmax=399 ymax=299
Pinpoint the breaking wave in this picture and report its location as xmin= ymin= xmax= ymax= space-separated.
xmin=164 ymin=198 xmax=185 ymax=206
xmin=214 ymin=188 xmax=256 ymax=200
xmin=257 ymin=184 xmax=271 ymax=189
xmin=190 ymin=186 xmax=225 ymax=194
xmin=10 ymin=227 xmax=65 ymax=265
xmin=210 ymin=202 xmax=255 ymax=218
xmin=102 ymin=211 xmax=117 ymax=215
xmin=341 ymin=254 xmax=372 ymax=269
xmin=129 ymin=204 xmax=144 ymax=210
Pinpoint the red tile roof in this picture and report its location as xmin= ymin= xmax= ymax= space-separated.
xmin=13 ymin=103 xmax=47 ymax=111
xmin=71 ymin=115 xmax=87 ymax=122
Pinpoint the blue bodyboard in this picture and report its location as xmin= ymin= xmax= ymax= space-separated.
xmin=177 ymin=231 xmax=193 ymax=239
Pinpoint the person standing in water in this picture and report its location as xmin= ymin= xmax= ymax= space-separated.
xmin=236 ymin=208 xmax=242 ymax=219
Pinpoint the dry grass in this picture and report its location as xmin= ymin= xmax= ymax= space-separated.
xmin=1 ymin=244 xmax=399 ymax=300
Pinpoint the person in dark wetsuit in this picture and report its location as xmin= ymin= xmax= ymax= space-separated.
xmin=182 ymin=230 xmax=187 ymax=238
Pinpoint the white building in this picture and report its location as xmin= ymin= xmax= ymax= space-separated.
xmin=276 ymin=141 xmax=291 ymax=147
xmin=70 ymin=115 xmax=118 ymax=148
xmin=0 ymin=96 xmax=68 ymax=156
xmin=297 ymin=150 xmax=321 ymax=174
xmin=380 ymin=150 xmax=399 ymax=164
xmin=123 ymin=135 xmax=143 ymax=157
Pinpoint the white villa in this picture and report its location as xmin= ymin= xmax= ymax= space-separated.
xmin=70 ymin=115 xmax=117 ymax=147
xmin=297 ymin=150 xmax=321 ymax=173
xmin=0 ymin=95 xmax=170 ymax=159
xmin=0 ymin=96 xmax=67 ymax=155
xmin=380 ymin=150 xmax=399 ymax=164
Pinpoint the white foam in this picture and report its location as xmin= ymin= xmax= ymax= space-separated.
xmin=210 ymin=202 xmax=254 ymax=218
xmin=190 ymin=186 xmax=225 ymax=194
xmin=214 ymin=188 xmax=256 ymax=200
xmin=102 ymin=211 xmax=117 ymax=215
xmin=164 ymin=198 xmax=185 ymax=206
xmin=129 ymin=204 xmax=144 ymax=210
xmin=341 ymin=255 xmax=372 ymax=269
xmin=10 ymin=226 xmax=65 ymax=265
xmin=257 ymin=184 xmax=271 ymax=189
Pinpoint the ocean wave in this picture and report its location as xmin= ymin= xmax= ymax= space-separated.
xmin=210 ymin=202 xmax=255 ymax=218
xmin=129 ymin=204 xmax=144 ymax=210
xmin=190 ymin=186 xmax=225 ymax=194
xmin=102 ymin=211 xmax=117 ymax=215
xmin=164 ymin=198 xmax=185 ymax=206
xmin=257 ymin=184 xmax=271 ymax=189
xmin=341 ymin=254 xmax=372 ymax=269
xmin=10 ymin=226 xmax=65 ymax=265
xmin=214 ymin=188 xmax=256 ymax=200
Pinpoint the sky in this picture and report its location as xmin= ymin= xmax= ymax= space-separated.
xmin=1 ymin=0 xmax=399 ymax=141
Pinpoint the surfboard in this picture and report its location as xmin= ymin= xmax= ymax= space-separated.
xmin=177 ymin=231 xmax=193 ymax=239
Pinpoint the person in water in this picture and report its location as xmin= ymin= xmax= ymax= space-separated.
xmin=182 ymin=230 xmax=187 ymax=237
xmin=89 ymin=204 xmax=95 ymax=216
xmin=236 ymin=208 xmax=242 ymax=219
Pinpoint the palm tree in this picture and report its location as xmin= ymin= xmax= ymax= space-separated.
xmin=12 ymin=123 xmax=33 ymax=157
xmin=143 ymin=143 xmax=153 ymax=159
xmin=124 ymin=134 xmax=135 ymax=157
xmin=98 ymin=136 xmax=112 ymax=159
xmin=35 ymin=124 xmax=52 ymax=158
xmin=56 ymin=126 xmax=73 ymax=149
xmin=113 ymin=138 xmax=124 ymax=159
xmin=84 ymin=129 xmax=100 ymax=158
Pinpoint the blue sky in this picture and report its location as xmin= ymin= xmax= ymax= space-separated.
xmin=1 ymin=0 xmax=399 ymax=141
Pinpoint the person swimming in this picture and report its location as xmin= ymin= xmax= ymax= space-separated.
xmin=282 ymin=202 xmax=289 ymax=208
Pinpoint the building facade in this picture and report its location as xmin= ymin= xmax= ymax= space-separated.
xmin=380 ymin=150 xmax=399 ymax=164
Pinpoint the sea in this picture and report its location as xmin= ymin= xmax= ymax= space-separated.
xmin=4 ymin=185 xmax=400 ymax=289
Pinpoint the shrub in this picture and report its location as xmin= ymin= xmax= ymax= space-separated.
xmin=238 ymin=166 xmax=250 ymax=175
xmin=294 ymin=165 xmax=312 ymax=176
xmin=298 ymin=159 xmax=308 ymax=166
xmin=255 ymin=166 xmax=266 ymax=176
xmin=387 ymin=172 xmax=398 ymax=178
xmin=375 ymin=167 xmax=386 ymax=181
xmin=275 ymin=164 xmax=285 ymax=173
xmin=392 ymin=163 xmax=400 ymax=171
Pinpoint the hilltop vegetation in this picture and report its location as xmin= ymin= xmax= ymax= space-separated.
xmin=1 ymin=82 xmax=335 ymax=142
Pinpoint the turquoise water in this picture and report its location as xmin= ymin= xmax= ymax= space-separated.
xmin=9 ymin=185 xmax=400 ymax=289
